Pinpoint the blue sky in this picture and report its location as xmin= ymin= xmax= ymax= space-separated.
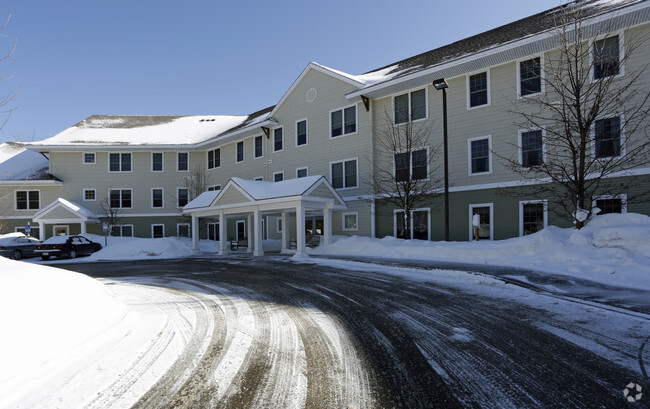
xmin=1 ymin=0 xmax=562 ymax=142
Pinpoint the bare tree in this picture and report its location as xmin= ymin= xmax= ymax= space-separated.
xmin=184 ymin=164 xmax=211 ymax=201
xmin=371 ymin=112 xmax=442 ymax=239
xmin=499 ymin=2 xmax=650 ymax=228
xmin=97 ymin=193 xmax=123 ymax=235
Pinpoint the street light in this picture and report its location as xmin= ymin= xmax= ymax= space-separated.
xmin=432 ymin=78 xmax=450 ymax=241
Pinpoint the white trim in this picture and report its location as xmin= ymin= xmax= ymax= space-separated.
xmin=469 ymin=203 xmax=494 ymax=241
xmin=151 ymin=152 xmax=164 ymax=172
xmin=519 ymin=199 xmax=548 ymax=237
xmin=392 ymin=87 xmax=428 ymax=125
xmin=295 ymin=118 xmax=308 ymax=147
xmin=254 ymin=176 xmax=264 ymax=181
xmin=236 ymin=220 xmax=246 ymax=241
xmin=468 ymin=135 xmax=493 ymax=176
xmin=53 ymin=225 xmax=69 ymax=236
xmin=177 ymin=223 xmax=191 ymax=238
xmin=591 ymin=113 xmax=626 ymax=159
xmin=108 ymin=152 xmax=133 ymax=173
xmin=254 ymin=135 xmax=264 ymax=159
xmin=592 ymin=194 xmax=628 ymax=213
xmin=108 ymin=188 xmax=133 ymax=209
xmin=329 ymin=157 xmax=359 ymax=190
xmin=518 ymin=127 xmax=546 ymax=167
xmin=82 ymin=152 xmax=96 ymax=164
xmin=516 ymin=54 xmax=545 ymax=98
xmin=177 ymin=151 xmax=189 ymax=172
xmin=276 ymin=217 xmax=282 ymax=234
xmin=466 ymin=68 xmax=491 ymax=110
xmin=329 ymin=103 xmax=359 ymax=139
xmin=14 ymin=189 xmax=41 ymax=211
xmin=151 ymin=224 xmax=165 ymax=238
xmin=296 ymin=166 xmax=309 ymax=178
xmin=590 ymin=30 xmax=626 ymax=82
xmin=273 ymin=127 xmax=284 ymax=153
xmin=152 ymin=187 xmax=164 ymax=209
xmin=177 ymin=187 xmax=189 ymax=208
xmin=273 ymin=171 xmax=284 ymax=182
xmin=342 ymin=212 xmax=359 ymax=232
xmin=236 ymin=141 xmax=245 ymax=163
xmin=207 ymin=148 xmax=221 ymax=169
xmin=111 ymin=224 xmax=134 ymax=237
xmin=83 ymin=188 xmax=96 ymax=202
xmin=393 ymin=208 xmax=430 ymax=240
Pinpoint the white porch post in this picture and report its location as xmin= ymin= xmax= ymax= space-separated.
xmin=296 ymin=203 xmax=306 ymax=256
xmin=219 ymin=213 xmax=229 ymax=255
xmin=371 ymin=198 xmax=376 ymax=238
xmin=323 ymin=208 xmax=332 ymax=246
xmin=247 ymin=214 xmax=254 ymax=254
xmin=253 ymin=208 xmax=263 ymax=256
xmin=81 ymin=221 xmax=87 ymax=235
xmin=38 ymin=222 xmax=45 ymax=241
xmin=281 ymin=210 xmax=288 ymax=252
xmin=192 ymin=214 xmax=199 ymax=252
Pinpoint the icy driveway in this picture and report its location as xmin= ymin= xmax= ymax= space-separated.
xmin=58 ymin=256 xmax=649 ymax=408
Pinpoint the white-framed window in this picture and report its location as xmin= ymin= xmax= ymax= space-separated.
xmin=276 ymin=217 xmax=283 ymax=234
xmin=152 ymin=188 xmax=164 ymax=208
xmin=15 ymin=190 xmax=40 ymax=210
xmin=177 ymin=223 xmax=190 ymax=238
xmin=517 ymin=56 xmax=544 ymax=97
xmin=469 ymin=204 xmax=493 ymax=240
xmin=395 ymin=148 xmax=428 ymax=182
xmin=296 ymin=167 xmax=308 ymax=178
xmin=519 ymin=200 xmax=548 ymax=236
xmin=394 ymin=88 xmax=427 ymax=124
xmin=152 ymin=152 xmax=164 ymax=172
xmin=393 ymin=208 xmax=430 ymax=240
xmin=296 ymin=119 xmax=308 ymax=146
xmin=83 ymin=189 xmax=96 ymax=201
xmin=207 ymin=222 xmax=219 ymax=241
xmin=208 ymin=148 xmax=221 ymax=169
xmin=254 ymin=176 xmax=264 ymax=181
xmin=467 ymin=70 xmax=490 ymax=109
xmin=177 ymin=188 xmax=189 ymax=207
xmin=236 ymin=141 xmax=244 ymax=163
xmin=177 ymin=152 xmax=189 ymax=172
xmin=593 ymin=194 xmax=627 ymax=214
xmin=109 ymin=189 xmax=132 ymax=209
xmin=111 ymin=224 xmax=134 ymax=237
xmin=330 ymin=104 xmax=357 ymax=138
xmin=152 ymin=224 xmax=165 ymax=238
xmin=342 ymin=212 xmax=358 ymax=232
xmin=82 ymin=152 xmax=96 ymax=164
xmin=593 ymin=114 xmax=625 ymax=159
xmin=518 ymin=128 xmax=545 ymax=167
xmin=273 ymin=171 xmax=284 ymax=182
xmin=273 ymin=127 xmax=284 ymax=152
xmin=330 ymin=158 xmax=358 ymax=189
xmin=207 ymin=185 xmax=221 ymax=191
xmin=109 ymin=152 xmax=132 ymax=172
xmin=254 ymin=135 xmax=264 ymax=158
xmin=468 ymin=135 xmax=492 ymax=175
xmin=592 ymin=32 xmax=624 ymax=81
xmin=236 ymin=220 xmax=246 ymax=240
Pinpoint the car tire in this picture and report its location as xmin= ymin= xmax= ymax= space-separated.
xmin=41 ymin=255 xmax=50 ymax=260
xmin=11 ymin=250 xmax=22 ymax=260
xmin=69 ymin=250 xmax=77 ymax=259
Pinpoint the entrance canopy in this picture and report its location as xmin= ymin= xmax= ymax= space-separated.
xmin=184 ymin=176 xmax=346 ymax=256
xmin=32 ymin=198 xmax=100 ymax=240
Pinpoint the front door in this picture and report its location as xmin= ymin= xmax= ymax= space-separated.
xmin=53 ymin=225 xmax=69 ymax=236
xmin=236 ymin=220 xmax=246 ymax=240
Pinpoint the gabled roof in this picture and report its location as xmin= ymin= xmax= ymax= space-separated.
xmin=33 ymin=198 xmax=100 ymax=222
xmin=0 ymin=142 xmax=57 ymax=182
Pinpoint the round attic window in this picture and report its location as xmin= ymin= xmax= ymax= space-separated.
xmin=306 ymin=88 xmax=317 ymax=103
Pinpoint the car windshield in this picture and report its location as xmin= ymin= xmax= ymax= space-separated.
xmin=42 ymin=236 xmax=71 ymax=244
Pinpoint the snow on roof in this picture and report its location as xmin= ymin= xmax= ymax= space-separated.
xmin=183 ymin=189 xmax=221 ymax=211
xmin=0 ymin=143 xmax=50 ymax=181
xmin=311 ymin=63 xmax=412 ymax=89
xmin=232 ymin=176 xmax=322 ymax=200
xmin=28 ymin=115 xmax=249 ymax=147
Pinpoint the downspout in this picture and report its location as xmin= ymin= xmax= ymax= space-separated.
xmin=369 ymin=97 xmax=376 ymax=238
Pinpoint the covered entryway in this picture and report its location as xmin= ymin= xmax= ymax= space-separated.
xmin=32 ymin=198 xmax=100 ymax=240
xmin=183 ymin=176 xmax=346 ymax=256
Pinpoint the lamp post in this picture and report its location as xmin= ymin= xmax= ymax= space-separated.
xmin=432 ymin=78 xmax=450 ymax=241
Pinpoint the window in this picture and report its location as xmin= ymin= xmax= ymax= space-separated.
xmin=236 ymin=141 xmax=244 ymax=163
xmin=273 ymin=128 xmax=283 ymax=152
xmin=83 ymin=153 xmax=96 ymax=164
xmin=394 ymin=209 xmax=430 ymax=240
xmin=152 ymin=152 xmax=164 ymax=172
xmin=296 ymin=167 xmax=308 ymax=178
xmin=109 ymin=189 xmax=132 ymax=208
xmin=330 ymin=159 xmax=358 ymax=189
xmin=593 ymin=35 xmax=620 ymax=80
xmin=594 ymin=195 xmax=627 ymax=214
xmin=111 ymin=225 xmax=133 ymax=237
xmin=177 ymin=152 xmax=189 ymax=172
xmin=207 ymin=185 xmax=221 ymax=191
xmin=520 ymin=201 xmax=547 ymax=236
xmin=595 ymin=116 xmax=622 ymax=158
xmin=109 ymin=153 xmax=132 ymax=172
xmin=519 ymin=57 xmax=542 ymax=96
xmin=15 ymin=190 xmax=40 ymax=210
xmin=177 ymin=188 xmax=189 ymax=207
xmin=207 ymin=222 xmax=219 ymax=241
xmin=177 ymin=223 xmax=190 ymax=238
xmin=83 ymin=189 xmax=96 ymax=201
xmin=342 ymin=212 xmax=358 ymax=231
xmin=255 ymin=135 xmax=263 ymax=158
xmin=152 ymin=224 xmax=164 ymax=238
xmin=470 ymin=204 xmax=493 ymax=240
xmin=520 ymin=129 xmax=544 ymax=167
xmin=208 ymin=148 xmax=221 ymax=169
xmin=152 ymin=188 xmax=164 ymax=208
xmin=395 ymin=149 xmax=428 ymax=182
xmin=468 ymin=71 xmax=489 ymax=108
xmin=254 ymin=176 xmax=264 ymax=181
xmin=273 ymin=171 xmax=284 ymax=182
xmin=469 ymin=136 xmax=492 ymax=174
xmin=296 ymin=119 xmax=308 ymax=146
xmin=394 ymin=89 xmax=426 ymax=124
xmin=331 ymin=105 xmax=357 ymax=137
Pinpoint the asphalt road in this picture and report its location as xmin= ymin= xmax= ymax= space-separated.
xmin=59 ymin=256 xmax=650 ymax=408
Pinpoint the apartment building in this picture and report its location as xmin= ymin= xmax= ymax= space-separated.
xmin=1 ymin=0 xmax=649 ymax=250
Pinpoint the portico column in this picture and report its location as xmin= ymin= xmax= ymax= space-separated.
xmin=38 ymin=222 xmax=45 ymax=241
xmin=281 ymin=210 xmax=288 ymax=252
xmin=81 ymin=221 xmax=87 ymax=235
xmin=323 ymin=208 xmax=332 ymax=246
xmin=253 ymin=208 xmax=263 ymax=256
xmin=247 ymin=214 xmax=253 ymax=254
xmin=296 ymin=203 xmax=306 ymax=256
xmin=219 ymin=213 xmax=229 ymax=255
xmin=191 ymin=214 xmax=199 ymax=252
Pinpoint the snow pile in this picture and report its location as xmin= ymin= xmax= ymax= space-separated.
xmin=311 ymin=213 xmax=650 ymax=290
xmin=84 ymin=235 xmax=197 ymax=261
xmin=0 ymin=258 xmax=126 ymax=399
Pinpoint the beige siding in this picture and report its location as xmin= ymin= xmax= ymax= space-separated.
xmin=216 ymin=187 xmax=249 ymax=206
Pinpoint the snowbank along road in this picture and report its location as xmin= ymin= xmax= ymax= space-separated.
xmin=60 ymin=256 xmax=650 ymax=409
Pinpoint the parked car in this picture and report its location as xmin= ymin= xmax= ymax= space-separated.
xmin=34 ymin=235 xmax=102 ymax=260
xmin=0 ymin=233 xmax=42 ymax=260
